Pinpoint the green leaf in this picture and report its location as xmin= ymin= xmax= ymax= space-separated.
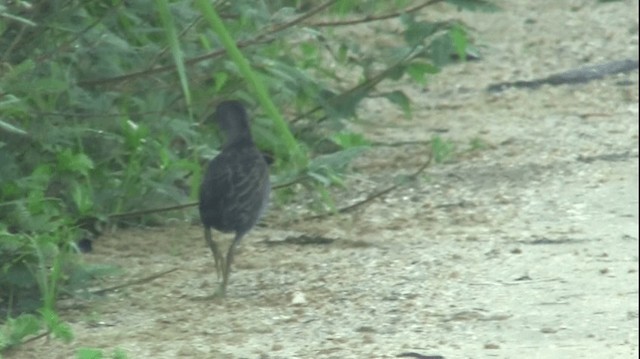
xmin=120 ymin=119 xmax=149 ymax=151
xmin=322 ymin=86 xmax=369 ymax=120
xmin=382 ymin=90 xmax=411 ymax=118
xmin=300 ymin=42 xmax=319 ymax=68
xmin=196 ymin=0 xmax=307 ymax=169
xmin=337 ymin=44 xmax=349 ymax=63
xmin=112 ymin=349 xmax=129 ymax=359
xmin=428 ymin=33 xmax=455 ymax=67
xmin=40 ymin=307 xmax=73 ymax=343
xmin=212 ymin=72 xmax=229 ymax=93
xmin=0 ymin=11 xmax=37 ymax=27
xmin=57 ymin=149 xmax=95 ymax=176
xmin=386 ymin=64 xmax=407 ymax=80
xmin=71 ymin=183 xmax=94 ymax=214
xmin=450 ymin=24 xmax=468 ymax=61
xmin=156 ymin=0 xmax=192 ymax=116
xmin=432 ymin=136 xmax=456 ymax=163
xmin=4 ymin=314 xmax=41 ymax=347
xmin=76 ymin=348 xmax=104 ymax=359
xmin=309 ymin=147 xmax=368 ymax=174
xmin=444 ymin=0 xmax=501 ymax=12
xmin=403 ymin=19 xmax=441 ymax=47
xmin=331 ymin=132 xmax=370 ymax=149
xmin=406 ymin=61 xmax=440 ymax=85
xmin=334 ymin=0 xmax=357 ymax=15
xmin=307 ymin=170 xmax=332 ymax=186
xmin=1 ymin=59 xmax=35 ymax=83
xmin=0 ymin=118 xmax=28 ymax=136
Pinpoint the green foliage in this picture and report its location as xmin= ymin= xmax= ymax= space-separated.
xmin=0 ymin=307 xmax=72 ymax=352
xmin=39 ymin=307 xmax=73 ymax=343
xmin=156 ymin=0 xmax=192 ymax=117
xmin=76 ymin=347 xmax=129 ymax=359
xmin=0 ymin=314 xmax=40 ymax=351
xmin=331 ymin=131 xmax=370 ymax=149
xmin=469 ymin=137 xmax=490 ymax=152
xmin=196 ymin=0 xmax=306 ymax=169
xmin=431 ymin=136 xmax=457 ymax=163
xmin=0 ymin=0 xmax=494 ymax=352
xmin=445 ymin=0 xmax=501 ymax=11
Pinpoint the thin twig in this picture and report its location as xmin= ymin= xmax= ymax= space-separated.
xmin=301 ymin=150 xmax=433 ymax=221
xmin=308 ymin=0 xmax=443 ymax=27
xmin=35 ymin=109 xmax=167 ymax=118
xmin=372 ymin=140 xmax=432 ymax=147
xmin=468 ymin=278 xmax=564 ymax=286
xmin=91 ymin=267 xmax=179 ymax=295
xmin=290 ymin=44 xmax=420 ymax=124
xmin=148 ymin=16 xmax=204 ymax=69
xmin=101 ymin=169 xmax=312 ymax=221
xmin=108 ymin=203 xmax=197 ymax=220
xmin=266 ymin=0 xmax=337 ymax=34
xmin=20 ymin=330 xmax=51 ymax=345
xmin=79 ymin=0 xmax=338 ymax=87
xmin=105 ymin=143 xmax=432 ymax=223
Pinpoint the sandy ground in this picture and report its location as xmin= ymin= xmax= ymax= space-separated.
xmin=6 ymin=0 xmax=639 ymax=358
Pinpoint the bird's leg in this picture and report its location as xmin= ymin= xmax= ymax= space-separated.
xmin=203 ymin=227 xmax=224 ymax=279
xmin=218 ymin=232 xmax=244 ymax=296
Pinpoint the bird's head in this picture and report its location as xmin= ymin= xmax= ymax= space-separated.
xmin=212 ymin=100 xmax=253 ymax=146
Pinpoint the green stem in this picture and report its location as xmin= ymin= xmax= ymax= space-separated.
xmin=195 ymin=0 xmax=307 ymax=169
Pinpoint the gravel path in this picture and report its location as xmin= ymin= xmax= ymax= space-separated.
xmin=7 ymin=1 xmax=638 ymax=358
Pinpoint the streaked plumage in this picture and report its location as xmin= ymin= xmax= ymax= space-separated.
xmin=199 ymin=100 xmax=270 ymax=296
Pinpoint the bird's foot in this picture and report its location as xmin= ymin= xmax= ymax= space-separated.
xmin=190 ymin=284 xmax=226 ymax=301
xmin=213 ymin=283 xmax=227 ymax=297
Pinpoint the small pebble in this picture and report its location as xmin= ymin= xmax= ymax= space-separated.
xmin=291 ymin=291 xmax=307 ymax=305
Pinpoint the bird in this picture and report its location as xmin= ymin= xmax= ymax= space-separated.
xmin=198 ymin=100 xmax=270 ymax=297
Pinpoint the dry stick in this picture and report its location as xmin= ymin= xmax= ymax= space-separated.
xmin=108 ymin=202 xmax=197 ymax=220
xmin=372 ymin=140 xmax=432 ymax=148
xmin=79 ymin=0 xmax=338 ymax=87
xmin=109 ymin=148 xmax=433 ymax=224
xmin=105 ymin=176 xmax=301 ymax=221
xmin=105 ymin=141 xmax=432 ymax=221
xmin=468 ymin=278 xmax=564 ymax=286
xmin=300 ymin=150 xmax=433 ymax=222
xmin=91 ymin=267 xmax=179 ymax=295
xmin=107 ymin=178 xmax=302 ymax=220
xmin=20 ymin=331 xmax=51 ymax=346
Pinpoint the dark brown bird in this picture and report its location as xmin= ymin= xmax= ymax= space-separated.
xmin=199 ymin=100 xmax=270 ymax=296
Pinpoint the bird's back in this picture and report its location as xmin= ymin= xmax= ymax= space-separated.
xmin=199 ymin=142 xmax=270 ymax=236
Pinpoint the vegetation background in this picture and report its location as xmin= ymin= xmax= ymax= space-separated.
xmin=0 ymin=0 xmax=495 ymax=356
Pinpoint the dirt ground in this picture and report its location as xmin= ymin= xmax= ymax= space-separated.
xmin=7 ymin=1 xmax=639 ymax=358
